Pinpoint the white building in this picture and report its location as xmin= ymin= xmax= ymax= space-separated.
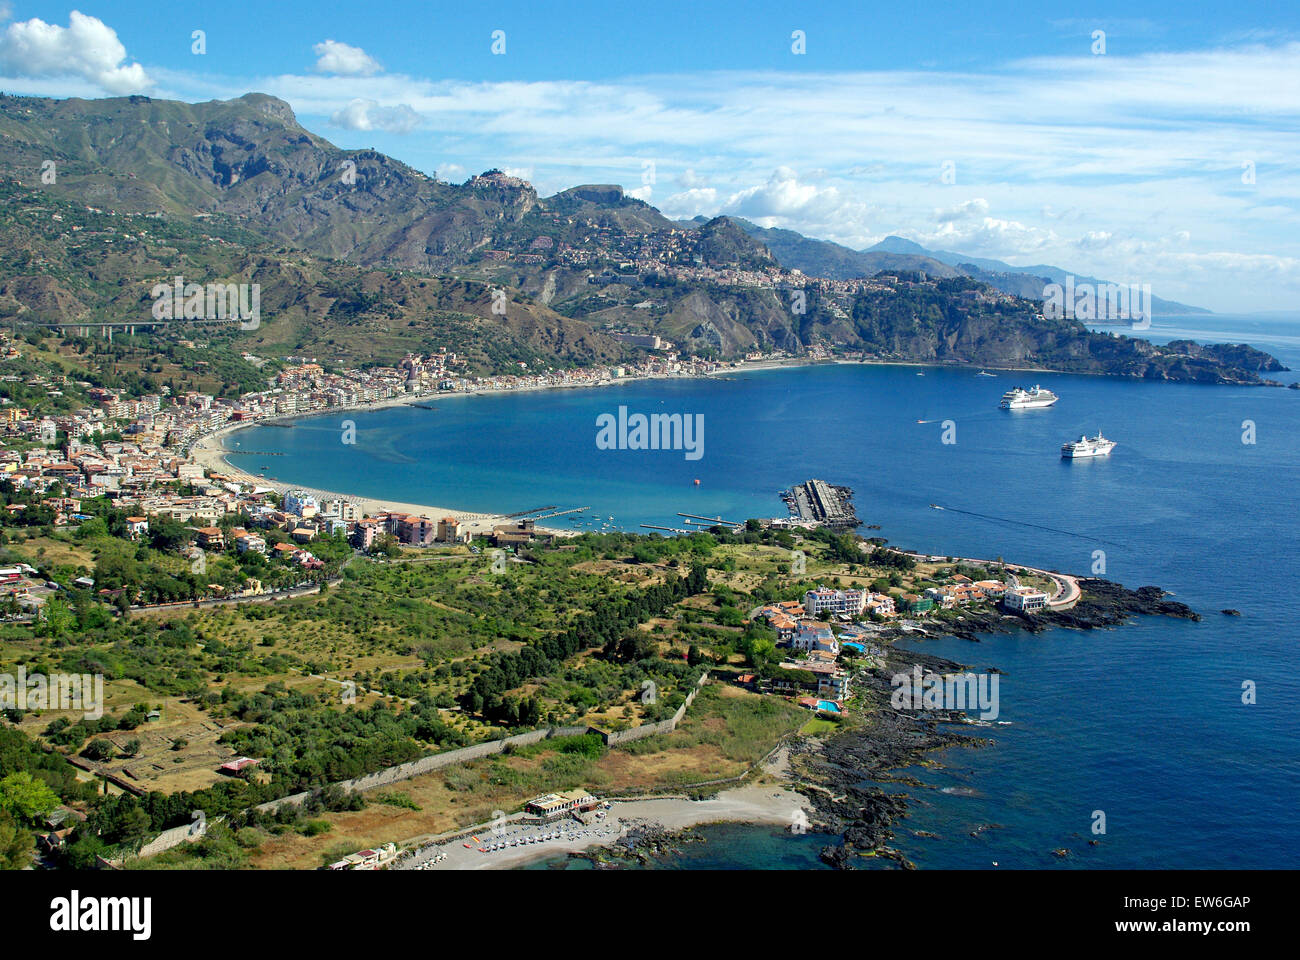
xmin=1003 ymin=586 xmax=1049 ymax=613
xmin=863 ymin=593 xmax=895 ymax=616
xmin=319 ymin=498 xmax=360 ymax=522
xmin=790 ymin=622 xmax=839 ymax=655
xmin=235 ymin=533 xmax=266 ymax=554
xmin=282 ymin=489 xmax=319 ymax=518
xmin=803 ymin=587 xmax=867 ymax=618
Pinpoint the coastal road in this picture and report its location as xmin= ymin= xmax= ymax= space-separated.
xmin=895 ymin=549 xmax=1081 ymax=610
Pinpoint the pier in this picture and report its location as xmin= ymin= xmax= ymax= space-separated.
xmin=504 ymin=505 xmax=558 ymax=519
xmin=784 ymin=479 xmax=859 ymax=528
xmin=533 ymin=506 xmax=589 ymax=521
xmin=676 ymin=513 xmax=743 ymax=527
xmin=641 ymin=524 xmax=692 ymax=534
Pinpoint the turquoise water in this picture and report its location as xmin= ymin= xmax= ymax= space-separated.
xmin=228 ymin=314 xmax=1300 ymax=869
xmin=523 ymin=822 xmax=831 ymax=870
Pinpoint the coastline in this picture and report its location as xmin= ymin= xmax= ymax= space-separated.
xmin=186 ymin=353 xmax=1119 ymax=532
xmin=400 ymin=782 xmax=811 ymax=872
xmin=187 ymin=361 xmax=826 ymax=532
xmin=190 ymin=424 xmax=523 ymax=536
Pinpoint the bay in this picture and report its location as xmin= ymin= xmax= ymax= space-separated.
xmin=225 ymin=313 xmax=1300 ymax=869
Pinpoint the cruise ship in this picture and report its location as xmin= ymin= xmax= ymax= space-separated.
xmin=1000 ymin=385 xmax=1058 ymax=409
xmin=1061 ymin=433 xmax=1117 ymax=459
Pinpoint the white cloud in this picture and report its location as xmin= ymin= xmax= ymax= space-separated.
xmin=0 ymin=4 xmax=12 ymax=24
xmin=1077 ymin=231 xmax=1114 ymax=250
xmin=0 ymin=11 xmax=150 ymax=94
xmin=662 ymin=186 xmax=719 ymax=215
xmin=934 ymin=198 xmax=990 ymax=223
xmin=312 ymin=39 xmax=381 ymax=77
xmin=330 ymin=98 xmax=420 ymax=134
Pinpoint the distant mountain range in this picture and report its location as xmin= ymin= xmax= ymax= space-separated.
xmin=726 ymin=220 xmax=1210 ymax=315
xmin=0 ymin=90 xmax=1283 ymax=387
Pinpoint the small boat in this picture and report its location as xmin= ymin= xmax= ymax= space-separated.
xmin=693 ymin=478 xmax=700 ymax=485
xmin=977 ymin=370 xmax=997 ymax=377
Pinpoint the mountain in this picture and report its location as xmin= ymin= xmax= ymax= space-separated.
xmin=734 ymin=220 xmax=1209 ymax=315
xmin=0 ymin=90 xmax=1282 ymax=386
xmin=728 ymin=221 xmax=959 ymax=280
xmin=0 ymin=92 xmax=540 ymax=271
xmin=544 ymin=184 xmax=677 ymax=233
xmin=0 ymin=181 xmax=625 ymax=378
xmin=865 ymin=236 xmax=1210 ymax=315
xmin=842 ymin=277 xmax=1278 ymax=383
xmin=693 ymin=216 xmax=778 ymax=269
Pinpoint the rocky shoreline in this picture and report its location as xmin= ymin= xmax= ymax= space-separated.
xmin=535 ymin=577 xmax=1201 ymax=871
xmin=793 ymin=579 xmax=1200 ymax=870
xmin=889 ymin=578 xmax=1200 ymax=643
xmin=796 ymin=644 xmax=983 ymax=870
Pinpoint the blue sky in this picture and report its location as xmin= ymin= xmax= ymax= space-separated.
xmin=1 ymin=1 xmax=1298 ymax=312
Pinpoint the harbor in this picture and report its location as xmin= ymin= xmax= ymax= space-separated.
xmin=782 ymin=479 xmax=860 ymax=528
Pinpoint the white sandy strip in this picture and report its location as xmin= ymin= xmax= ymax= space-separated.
xmin=185 ymin=361 xmax=829 ymax=535
xmin=405 ymin=784 xmax=810 ymax=871
xmin=191 ymin=424 xmax=545 ymax=536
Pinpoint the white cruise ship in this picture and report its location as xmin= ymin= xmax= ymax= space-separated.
xmin=1061 ymin=433 xmax=1117 ymax=459
xmin=1000 ymin=385 xmax=1058 ymax=409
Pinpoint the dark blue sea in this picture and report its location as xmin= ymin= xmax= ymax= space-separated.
xmin=227 ymin=314 xmax=1300 ymax=869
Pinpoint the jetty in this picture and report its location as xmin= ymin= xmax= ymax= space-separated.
xmin=677 ymin=513 xmax=742 ymax=528
xmin=533 ymin=506 xmax=589 ymax=521
xmin=503 ymin=505 xmax=558 ymax=519
xmin=783 ymin=479 xmax=859 ymax=528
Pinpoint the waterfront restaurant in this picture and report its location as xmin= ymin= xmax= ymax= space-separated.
xmin=524 ymin=789 xmax=599 ymax=820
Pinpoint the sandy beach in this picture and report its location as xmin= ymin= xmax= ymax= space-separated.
xmin=183 ymin=364 xmax=795 ymax=534
xmin=191 ymin=419 xmax=546 ymax=536
xmin=184 ymin=358 xmax=837 ymax=535
xmin=397 ymin=783 xmax=811 ymax=871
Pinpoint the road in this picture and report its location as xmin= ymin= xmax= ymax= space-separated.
xmin=895 ymin=549 xmax=1081 ymax=610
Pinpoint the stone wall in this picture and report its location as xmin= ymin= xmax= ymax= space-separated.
xmin=136 ymin=676 xmax=710 ymax=854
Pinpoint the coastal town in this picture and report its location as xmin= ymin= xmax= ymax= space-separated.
xmin=0 ymin=324 xmax=1065 ymax=626
xmin=0 ymin=332 xmax=749 ymax=612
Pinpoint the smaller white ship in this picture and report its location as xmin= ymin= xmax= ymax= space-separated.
xmin=1001 ymin=385 xmax=1058 ymax=409
xmin=1061 ymin=433 xmax=1117 ymax=459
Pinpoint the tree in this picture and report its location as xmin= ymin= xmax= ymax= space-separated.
xmin=82 ymin=739 xmax=114 ymax=762
xmin=36 ymin=596 xmax=75 ymax=639
xmin=0 ymin=771 xmax=59 ymax=823
xmin=0 ymin=811 xmax=33 ymax=870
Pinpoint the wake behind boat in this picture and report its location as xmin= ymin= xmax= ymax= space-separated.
xmin=1001 ymin=384 xmax=1058 ymax=409
xmin=1061 ymin=433 xmax=1117 ymax=459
